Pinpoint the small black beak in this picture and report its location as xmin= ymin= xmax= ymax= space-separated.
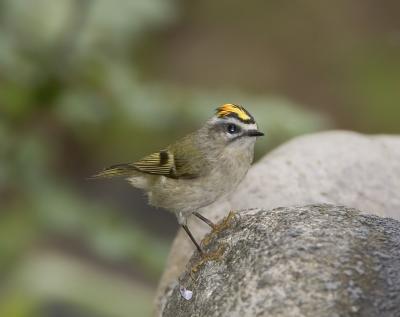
xmin=247 ymin=130 xmax=265 ymax=137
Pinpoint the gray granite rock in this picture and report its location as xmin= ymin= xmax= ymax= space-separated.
xmin=155 ymin=131 xmax=400 ymax=313
xmin=160 ymin=205 xmax=400 ymax=317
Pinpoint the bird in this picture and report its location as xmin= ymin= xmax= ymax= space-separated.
xmin=92 ymin=104 xmax=264 ymax=254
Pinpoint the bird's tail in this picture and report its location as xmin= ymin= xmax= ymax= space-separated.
xmin=90 ymin=164 xmax=137 ymax=179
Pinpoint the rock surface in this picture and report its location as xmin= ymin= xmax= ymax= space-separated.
xmin=155 ymin=131 xmax=400 ymax=312
xmin=160 ymin=205 xmax=400 ymax=317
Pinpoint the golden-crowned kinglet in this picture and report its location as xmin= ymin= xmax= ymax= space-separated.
xmin=92 ymin=104 xmax=264 ymax=253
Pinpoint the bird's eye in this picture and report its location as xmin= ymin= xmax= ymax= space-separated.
xmin=227 ymin=124 xmax=239 ymax=134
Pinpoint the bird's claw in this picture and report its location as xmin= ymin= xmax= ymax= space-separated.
xmin=202 ymin=211 xmax=236 ymax=246
xmin=190 ymin=243 xmax=227 ymax=280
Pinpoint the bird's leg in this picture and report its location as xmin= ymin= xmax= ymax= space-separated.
xmin=193 ymin=212 xmax=216 ymax=229
xmin=182 ymin=224 xmax=203 ymax=254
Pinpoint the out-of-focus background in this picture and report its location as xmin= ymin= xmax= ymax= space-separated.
xmin=0 ymin=1 xmax=399 ymax=316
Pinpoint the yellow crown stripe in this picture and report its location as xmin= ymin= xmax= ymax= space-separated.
xmin=217 ymin=104 xmax=252 ymax=122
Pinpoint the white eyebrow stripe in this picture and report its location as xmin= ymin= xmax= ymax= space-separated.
xmin=213 ymin=117 xmax=258 ymax=131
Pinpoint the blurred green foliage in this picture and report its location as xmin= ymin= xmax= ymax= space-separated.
xmin=1 ymin=0 xmax=397 ymax=316
xmin=0 ymin=0 xmax=177 ymax=315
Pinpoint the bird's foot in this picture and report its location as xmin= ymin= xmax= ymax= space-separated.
xmin=190 ymin=243 xmax=227 ymax=280
xmin=189 ymin=211 xmax=235 ymax=280
xmin=202 ymin=211 xmax=236 ymax=246
xmin=212 ymin=210 xmax=236 ymax=233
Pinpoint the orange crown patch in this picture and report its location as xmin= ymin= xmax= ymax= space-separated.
xmin=216 ymin=104 xmax=255 ymax=123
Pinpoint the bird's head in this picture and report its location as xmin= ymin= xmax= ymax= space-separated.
xmin=203 ymin=104 xmax=264 ymax=149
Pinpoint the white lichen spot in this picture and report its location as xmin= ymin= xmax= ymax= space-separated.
xmin=180 ymin=286 xmax=193 ymax=300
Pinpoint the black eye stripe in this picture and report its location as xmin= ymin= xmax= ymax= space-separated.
xmin=227 ymin=123 xmax=240 ymax=134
